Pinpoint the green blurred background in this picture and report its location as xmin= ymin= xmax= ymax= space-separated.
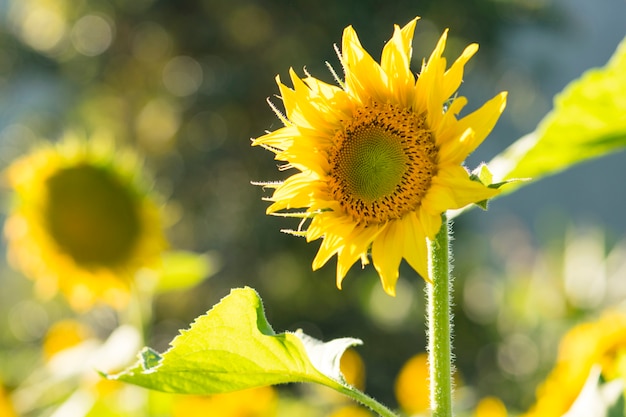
xmin=1 ymin=0 xmax=625 ymax=414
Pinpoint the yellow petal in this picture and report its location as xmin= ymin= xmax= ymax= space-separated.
xmin=371 ymin=221 xmax=404 ymax=296
xmin=342 ymin=25 xmax=388 ymax=103
xmin=418 ymin=207 xmax=443 ymax=239
xmin=442 ymin=43 xmax=478 ymax=100
xmin=276 ymin=74 xmax=300 ymax=124
xmin=287 ymin=68 xmax=340 ymax=133
xmin=437 ymin=127 xmax=475 ymax=165
xmin=252 ymin=125 xmax=297 ymax=150
xmin=401 ymin=213 xmax=430 ymax=282
xmin=313 ymin=232 xmax=345 ymax=271
xmin=414 ymin=29 xmax=448 ymax=118
xmin=336 ymin=224 xmax=383 ymax=288
xmin=433 ymin=95 xmax=468 ymax=148
xmin=307 ymin=212 xmax=355 ymax=242
xmin=267 ymin=172 xmax=320 ymax=212
xmin=425 ymin=165 xmax=500 ymax=212
xmin=381 ymin=18 xmax=418 ymax=106
xmin=453 ymin=91 xmax=508 ymax=157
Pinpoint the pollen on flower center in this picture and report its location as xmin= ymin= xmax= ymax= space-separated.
xmin=329 ymin=101 xmax=438 ymax=224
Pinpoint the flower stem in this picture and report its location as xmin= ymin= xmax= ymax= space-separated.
xmin=335 ymin=384 xmax=400 ymax=417
xmin=427 ymin=213 xmax=453 ymax=417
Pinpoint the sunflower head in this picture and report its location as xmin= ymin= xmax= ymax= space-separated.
xmin=253 ymin=17 xmax=507 ymax=295
xmin=4 ymin=135 xmax=167 ymax=310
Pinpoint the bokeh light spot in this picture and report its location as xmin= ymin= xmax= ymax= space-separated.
xmin=18 ymin=5 xmax=67 ymax=52
xmin=226 ymin=4 xmax=273 ymax=47
xmin=497 ymin=333 xmax=539 ymax=378
xmin=367 ymin=277 xmax=414 ymax=329
xmin=132 ymin=22 xmax=173 ymax=63
xmin=71 ymin=14 xmax=114 ymax=56
xmin=162 ymin=56 xmax=203 ymax=97
xmin=185 ymin=111 xmax=227 ymax=152
xmin=463 ymin=272 xmax=502 ymax=324
xmin=8 ymin=300 xmax=49 ymax=342
xmin=136 ymin=99 xmax=181 ymax=152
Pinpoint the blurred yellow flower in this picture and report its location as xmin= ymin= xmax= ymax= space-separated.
xmin=4 ymin=136 xmax=166 ymax=310
xmin=524 ymin=310 xmax=626 ymax=417
xmin=172 ymin=386 xmax=277 ymax=417
xmin=474 ymin=396 xmax=507 ymax=417
xmin=0 ymin=382 xmax=16 ymax=417
xmin=394 ymin=352 xmax=430 ymax=415
xmin=43 ymin=319 xmax=93 ymax=360
xmin=340 ymin=348 xmax=366 ymax=391
xmin=253 ymin=17 xmax=506 ymax=295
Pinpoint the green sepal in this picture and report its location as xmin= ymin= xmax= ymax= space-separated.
xmin=469 ymin=163 xmax=522 ymax=210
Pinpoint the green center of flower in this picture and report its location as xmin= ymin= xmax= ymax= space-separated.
xmin=334 ymin=126 xmax=408 ymax=202
xmin=45 ymin=164 xmax=141 ymax=267
xmin=329 ymin=101 xmax=438 ymax=224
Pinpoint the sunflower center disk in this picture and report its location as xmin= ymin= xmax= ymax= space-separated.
xmin=45 ymin=165 xmax=141 ymax=267
xmin=329 ymin=102 xmax=438 ymax=224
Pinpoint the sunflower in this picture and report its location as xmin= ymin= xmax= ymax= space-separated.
xmin=253 ymin=17 xmax=507 ymax=295
xmin=4 ymin=135 xmax=166 ymax=310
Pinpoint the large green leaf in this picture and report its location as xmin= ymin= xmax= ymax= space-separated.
xmin=104 ymin=287 xmax=361 ymax=394
xmin=489 ymin=36 xmax=626 ymax=188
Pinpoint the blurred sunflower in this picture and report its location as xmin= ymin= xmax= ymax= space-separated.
xmin=524 ymin=310 xmax=626 ymax=417
xmin=4 ymin=136 xmax=166 ymax=310
xmin=253 ymin=17 xmax=507 ymax=295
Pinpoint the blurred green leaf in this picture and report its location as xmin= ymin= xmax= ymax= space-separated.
xmin=489 ymin=35 xmax=626 ymax=190
xmin=608 ymin=394 xmax=626 ymax=417
xmin=104 ymin=287 xmax=361 ymax=394
xmin=153 ymin=251 xmax=219 ymax=293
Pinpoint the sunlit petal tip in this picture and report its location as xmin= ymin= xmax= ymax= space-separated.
xmin=342 ymin=25 xmax=361 ymax=50
xmin=396 ymin=16 xmax=419 ymax=47
xmin=382 ymin=282 xmax=397 ymax=297
xmin=403 ymin=16 xmax=421 ymax=31
xmin=336 ymin=273 xmax=345 ymax=290
xmin=312 ymin=250 xmax=330 ymax=271
xmin=431 ymin=29 xmax=449 ymax=59
xmin=336 ymin=257 xmax=354 ymax=290
xmin=497 ymin=91 xmax=509 ymax=112
xmin=274 ymin=73 xmax=285 ymax=89
xmin=463 ymin=43 xmax=479 ymax=57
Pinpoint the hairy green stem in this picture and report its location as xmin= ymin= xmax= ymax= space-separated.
xmin=427 ymin=214 xmax=453 ymax=417
xmin=335 ymin=385 xmax=399 ymax=417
